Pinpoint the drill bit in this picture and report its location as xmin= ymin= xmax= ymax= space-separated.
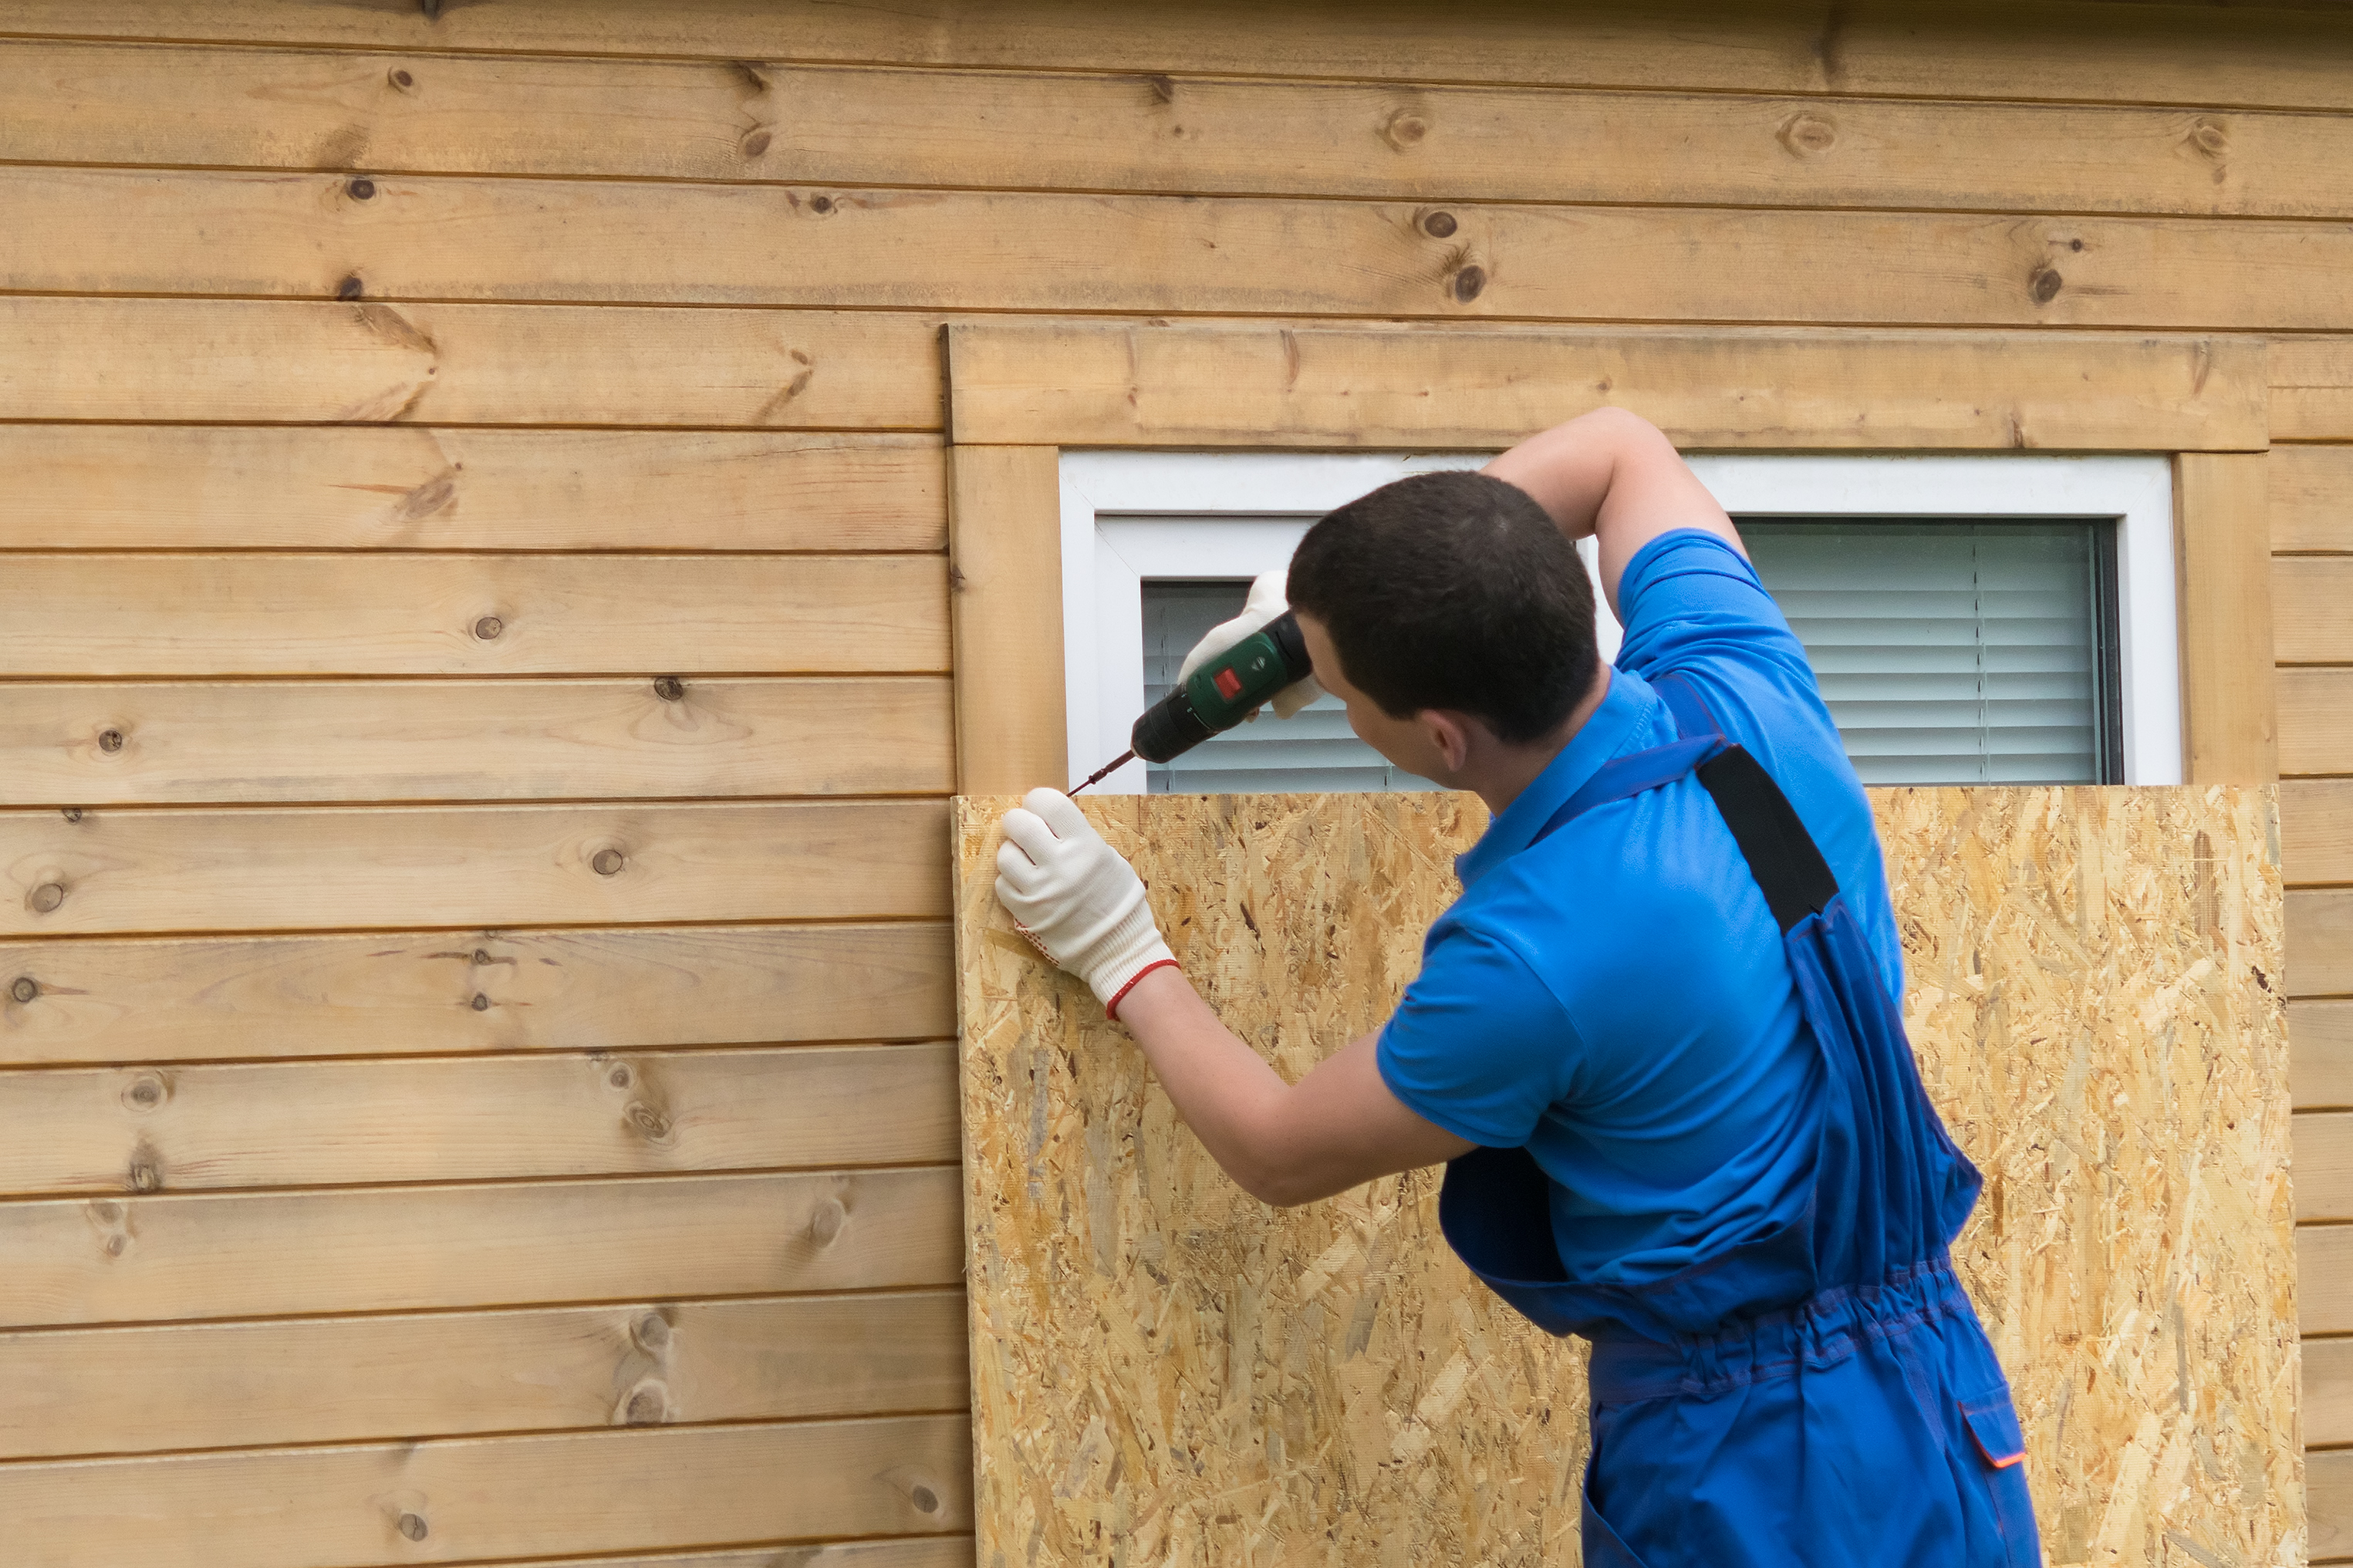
xmin=1068 ymin=750 xmax=1135 ymax=795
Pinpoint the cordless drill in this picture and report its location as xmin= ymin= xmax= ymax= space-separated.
xmin=1069 ymin=610 xmax=1313 ymax=793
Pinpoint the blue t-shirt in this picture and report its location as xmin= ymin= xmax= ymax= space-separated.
xmin=1376 ymin=530 xmax=1903 ymax=1285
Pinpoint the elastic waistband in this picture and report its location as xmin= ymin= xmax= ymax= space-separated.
xmin=1586 ymin=1256 xmax=1973 ymax=1405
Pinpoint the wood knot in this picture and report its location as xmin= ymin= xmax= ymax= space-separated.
xmin=61 ymin=808 xmax=82 ymax=824
xmin=624 ymin=1101 xmax=673 ymax=1143
xmin=97 ymin=728 xmax=126 ymax=754
xmin=472 ymin=948 xmax=491 ymax=965
xmin=1381 ymin=110 xmax=1428 ymax=150
xmin=396 ymin=1512 xmax=428 ymax=1542
xmin=1420 ymin=210 xmax=1457 ymax=239
xmin=2188 ymin=116 xmax=2229 ymax=157
xmin=653 ymin=676 xmax=684 ymax=702
xmin=28 ymin=882 xmax=66 ymax=916
xmin=9 ymin=977 xmax=36 ymax=1004
xmin=1776 ymin=112 xmax=1837 ymax=156
xmin=106 ymin=1234 xmax=127 ymax=1256
xmin=2029 ymin=266 xmax=2064 ymax=305
xmin=910 ymin=1483 xmax=941 ymax=1515
xmin=809 ymin=1196 xmax=848 ymax=1244
xmin=1144 ymin=72 xmax=1176 ymax=104
xmin=740 ymin=127 xmax=772 ymax=159
xmin=128 ymin=1158 xmax=162 ymax=1193
xmin=592 ymin=848 xmax=626 ymax=877
xmin=1451 ymin=265 xmax=1487 ymax=303
xmin=337 ymin=274 xmax=364 ymax=300
xmin=607 ymin=1064 xmax=633 ymax=1090
xmin=92 ymin=1200 xmax=123 ymax=1224
xmin=123 ymin=1075 xmax=167 ymax=1111
xmin=470 ymin=992 xmax=490 ymax=1011
xmin=633 ymin=1311 xmax=672 ymax=1352
xmin=347 ymin=177 xmax=376 ymax=201
xmin=621 ymin=1381 xmax=671 ymax=1425
xmin=472 ymin=615 xmax=503 ymax=640
xmin=809 ymin=194 xmax=835 ymax=214
xmin=388 ymin=67 xmax=416 ymax=91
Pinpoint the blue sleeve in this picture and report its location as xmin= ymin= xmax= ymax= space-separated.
xmin=1614 ymin=529 xmax=1818 ymax=699
xmin=1376 ymin=923 xmax=1582 ymax=1148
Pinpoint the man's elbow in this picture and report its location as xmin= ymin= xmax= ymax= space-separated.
xmin=1223 ymin=1151 xmax=1323 ymax=1209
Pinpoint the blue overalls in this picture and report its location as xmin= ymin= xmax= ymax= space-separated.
xmin=1439 ymin=675 xmax=2041 ymax=1566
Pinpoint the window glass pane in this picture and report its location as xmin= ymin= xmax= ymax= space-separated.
xmin=1140 ymin=580 xmax=1438 ymax=794
xmin=1739 ymin=519 xmax=2118 ymax=786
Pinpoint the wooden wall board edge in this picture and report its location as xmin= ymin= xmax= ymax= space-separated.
xmin=0 ymin=1411 xmax=971 ymax=1568
xmin=19 ymin=42 xmax=2353 ymax=224
xmin=2277 ymin=558 xmax=2353 ymax=666
xmin=8 ymin=168 xmax=2353 ymax=332
xmin=945 ymin=442 xmax=1065 ymax=793
xmin=2317 ymin=1442 xmax=2353 ymax=1562
xmin=2270 ymin=441 xmax=2353 ymax=552
xmin=0 ymin=425 xmax=949 ymax=553
xmin=0 ymin=297 xmax=945 ymax=429
xmin=2301 ymin=1222 xmax=2353 ymax=1335
xmin=944 ymin=322 xmax=2270 ymax=452
xmin=2298 ymin=1110 xmax=2353 ymax=1222
xmin=2289 ymin=890 xmax=2353 ymax=997
xmin=2285 ymin=781 xmax=2353 ymax=885
xmin=0 ymin=920 xmax=955 ymax=1067
xmin=2 ymin=1165 xmax=964 ymax=1328
xmin=0 ymin=677 xmax=955 ymax=807
xmin=6 ymin=1 xmax=2353 ymax=113
xmin=2308 ymin=1334 xmax=2353 ymax=1448
xmin=2273 ymin=339 xmax=2353 ymax=444
xmin=0 ymin=1042 xmax=961 ymax=1196
xmin=0 ymin=1290 xmax=970 ymax=1462
xmin=0 ymin=798 xmax=954 ymax=937
xmin=2279 ymin=671 xmax=2353 ymax=778
xmin=2177 ymin=453 xmax=2280 ymax=784
xmin=2296 ymin=1001 xmax=2353 ymax=1111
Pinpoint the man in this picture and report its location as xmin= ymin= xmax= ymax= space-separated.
xmin=993 ymin=408 xmax=2040 ymax=1566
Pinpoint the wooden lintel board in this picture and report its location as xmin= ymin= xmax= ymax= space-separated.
xmin=953 ymin=787 xmax=2297 ymax=1567
xmin=943 ymin=322 xmax=2268 ymax=452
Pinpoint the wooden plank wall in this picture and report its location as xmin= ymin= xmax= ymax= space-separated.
xmin=0 ymin=2 xmax=2346 ymax=1560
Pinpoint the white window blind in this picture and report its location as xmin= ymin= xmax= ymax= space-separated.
xmin=1739 ymin=520 xmax=2119 ymax=786
xmin=1137 ymin=519 xmax=2118 ymax=794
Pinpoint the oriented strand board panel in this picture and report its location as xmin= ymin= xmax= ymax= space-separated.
xmin=954 ymin=787 xmax=2296 ymax=1566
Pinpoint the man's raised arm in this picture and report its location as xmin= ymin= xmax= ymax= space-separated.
xmin=1482 ymin=407 xmax=1746 ymax=613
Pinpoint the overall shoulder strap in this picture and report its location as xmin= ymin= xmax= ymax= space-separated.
xmin=1655 ymin=673 xmax=1842 ymax=934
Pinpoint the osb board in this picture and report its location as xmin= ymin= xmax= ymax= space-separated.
xmin=953 ymin=787 xmax=2297 ymax=1568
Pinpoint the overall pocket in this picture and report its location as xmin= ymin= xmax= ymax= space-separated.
xmin=1578 ymin=1449 xmax=1659 ymax=1568
xmin=1957 ymin=1388 xmax=2041 ymax=1568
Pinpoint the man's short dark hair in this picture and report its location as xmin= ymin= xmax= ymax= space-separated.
xmin=1286 ymin=471 xmax=1599 ymax=744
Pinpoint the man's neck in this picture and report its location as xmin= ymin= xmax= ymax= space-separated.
xmin=1463 ymin=668 xmax=1612 ymax=817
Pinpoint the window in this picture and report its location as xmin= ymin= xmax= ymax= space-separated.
xmin=1059 ymin=454 xmax=2179 ymax=794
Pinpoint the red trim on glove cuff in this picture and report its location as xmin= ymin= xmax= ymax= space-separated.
xmin=1105 ymin=959 xmax=1180 ymax=1021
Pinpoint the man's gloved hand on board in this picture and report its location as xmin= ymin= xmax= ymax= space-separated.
xmin=994 ymin=787 xmax=1178 ymax=1019
xmin=1179 ymin=570 xmax=1326 ymax=720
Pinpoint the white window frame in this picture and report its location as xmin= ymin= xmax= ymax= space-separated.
xmin=1058 ymin=452 xmax=2180 ymax=794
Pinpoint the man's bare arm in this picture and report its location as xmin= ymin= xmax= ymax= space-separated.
xmin=1112 ymin=965 xmax=1475 ymax=1207
xmin=1483 ymin=407 xmax=1744 ymax=613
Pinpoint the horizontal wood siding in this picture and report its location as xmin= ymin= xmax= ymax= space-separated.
xmin=1 ymin=1 xmax=2343 ymax=1560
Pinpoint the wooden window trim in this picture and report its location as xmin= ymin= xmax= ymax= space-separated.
xmin=942 ymin=322 xmax=2277 ymax=791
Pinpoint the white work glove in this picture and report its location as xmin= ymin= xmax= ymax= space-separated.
xmin=995 ymin=787 xmax=1177 ymax=1017
xmin=1179 ymin=571 xmax=1325 ymax=721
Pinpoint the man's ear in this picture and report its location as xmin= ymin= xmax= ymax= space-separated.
xmin=1417 ymin=710 xmax=1474 ymax=775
